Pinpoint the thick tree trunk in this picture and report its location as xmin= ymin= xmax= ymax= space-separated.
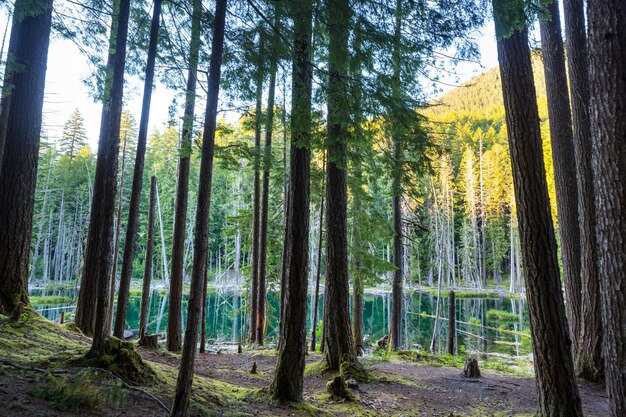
xmin=114 ymin=0 xmax=162 ymax=339
xmin=249 ymin=35 xmax=264 ymax=343
xmin=0 ymin=0 xmax=52 ymax=314
xmin=322 ymin=0 xmax=359 ymax=373
xmin=75 ymin=0 xmax=130 ymax=343
xmin=78 ymin=0 xmax=131 ymax=355
xmin=587 ymin=1 xmax=626 ymax=414
xmin=167 ymin=0 xmax=201 ymax=353
xmin=139 ymin=176 xmax=157 ymax=334
xmin=389 ymin=0 xmax=403 ymax=351
xmin=257 ymin=11 xmax=279 ymax=346
xmin=562 ymin=0 xmax=604 ymax=382
xmin=538 ymin=0 xmax=583 ymax=359
xmin=169 ymin=1 xmax=226 ymax=415
xmin=492 ymin=1 xmax=583 ymax=415
xmin=270 ymin=0 xmax=312 ymax=402
xmin=0 ymin=9 xmax=20 ymax=172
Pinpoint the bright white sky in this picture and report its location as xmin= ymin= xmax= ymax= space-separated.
xmin=0 ymin=7 xmax=501 ymax=150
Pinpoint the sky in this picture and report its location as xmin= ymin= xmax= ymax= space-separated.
xmin=0 ymin=6 xmax=500 ymax=150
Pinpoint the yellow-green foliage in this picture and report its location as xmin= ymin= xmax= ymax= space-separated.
xmin=29 ymin=296 xmax=72 ymax=306
xmin=486 ymin=309 xmax=519 ymax=321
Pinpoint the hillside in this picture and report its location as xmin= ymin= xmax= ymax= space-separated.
xmin=427 ymin=50 xmax=547 ymax=119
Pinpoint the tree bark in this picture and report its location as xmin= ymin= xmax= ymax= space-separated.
xmin=249 ymin=34 xmax=264 ymax=343
xmin=492 ymin=1 xmax=583 ymax=415
xmin=167 ymin=0 xmax=201 ymax=353
xmin=170 ymin=0 xmax=226 ymax=415
xmin=0 ymin=0 xmax=52 ymax=314
xmin=390 ymin=0 xmax=403 ymax=351
xmin=562 ymin=0 xmax=604 ymax=382
xmin=270 ymin=0 xmax=312 ymax=402
xmin=447 ymin=290 xmax=455 ymax=355
xmin=311 ymin=184 xmax=324 ymax=352
xmin=109 ymin=133 xmax=127 ymax=328
xmin=114 ymin=0 xmax=162 ymax=339
xmin=322 ymin=0 xmax=359 ymax=373
xmin=587 ymin=1 xmax=626 ymax=414
xmin=538 ymin=0 xmax=583 ymax=360
xmin=75 ymin=0 xmax=131 ymax=347
xmin=0 ymin=8 xmax=20 ymax=172
xmin=257 ymin=10 xmax=280 ymax=346
xmin=139 ymin=176 xmax=157 ymax=335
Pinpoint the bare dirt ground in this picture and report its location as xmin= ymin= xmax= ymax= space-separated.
xmin=0 ymin=316 xmax=609 ymax=417
xmin=138 ymin=347 xmax=609 ymax=417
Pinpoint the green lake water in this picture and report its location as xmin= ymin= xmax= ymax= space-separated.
xmin=30 ymin=287 xmax=531 ymax=357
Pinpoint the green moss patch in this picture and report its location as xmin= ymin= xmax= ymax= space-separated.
xmin=29 ymin=296 xmax=72 ymax=306
xmin=486 ymin=309 xmax=519 ymax=321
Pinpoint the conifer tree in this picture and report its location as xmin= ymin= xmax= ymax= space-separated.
xmin=59 ymin=109 xmax=88 ymax=161
xmin=491 ymin=0 xmax=582 ymax=414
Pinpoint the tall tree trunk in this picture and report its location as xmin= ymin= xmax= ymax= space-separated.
xmin=114 ymin=0 xmax=162 ymax=339
xmin=75 ymin=0 xmax=131 ymax=346
xmin=0 ymin=8 xmax=20 ymax=172
xmin=0 ymin=0 xmax=52 ymax=314
xmin=350 ymin=25 xmax=364 ymax=355
xmin=170 ymin=0 xmax=226 ymax=415
xmin=322 ymin=0 xmax=359 ymax=374
xmin=168 ymin=0 xmax=201 ymax=352
xmin=257 ymin=10 xmax=280 ymax=346
xmin=587 ymin=1 xmax=626 ymax=414
xmin=563 ymin=0 xmax=604 ymax=382
xmin=390 ymin=0 xmax=403 ymax=351
xmin=538 ymin=0 xmax=583 ymax=361
xmin=491 ymin=1 xmax=583 ymax=415
xmin=311 ymin=182 xmax=324 ymax=352
xmin=139 ymin=176 xmax=157 ymax=334
xmin=109 ymin=133 xmax=127 ymax=328
xmin=270 ymin=0 xmax=312 ymax=402
xmin=249 ymin=34 xmax=264 ymax=343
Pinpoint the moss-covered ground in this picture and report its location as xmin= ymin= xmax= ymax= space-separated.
xmin=0 ymin=312 xmax=609 ymax=416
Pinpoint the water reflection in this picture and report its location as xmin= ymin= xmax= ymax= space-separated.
xmin=30 ymin=287 xmax=530 ymax=356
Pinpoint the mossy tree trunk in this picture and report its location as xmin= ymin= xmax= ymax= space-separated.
xmin=492 ymin=0 xmax=583 ymax=415
xmin=170 ymin=0 xmax=226 ymax=415
xmin=0 ymin=0 xmax=52 ymax=315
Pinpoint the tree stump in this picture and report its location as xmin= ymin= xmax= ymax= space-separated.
xmin=326 ymin=376 xmax=352 ymax=400
xmin=139 ymin=333 xmax=159 ymax=349
xmin=462 ymin=358 xmax=481 ymax=378
xmin=250 ymin=361 xmax=257 ymax=374
xmin=377 ymin=335 xmax=389 ymax=349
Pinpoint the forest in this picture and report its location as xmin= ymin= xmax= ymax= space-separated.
xmin=0 ymin=0 xmax=624 ymax=416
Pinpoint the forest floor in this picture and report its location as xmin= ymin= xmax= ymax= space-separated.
xmin=0 ymin=313 xmax=608 ymax=417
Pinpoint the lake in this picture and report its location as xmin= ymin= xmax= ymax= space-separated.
xmin=30 ymin=287 xmax=531 ymax=357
